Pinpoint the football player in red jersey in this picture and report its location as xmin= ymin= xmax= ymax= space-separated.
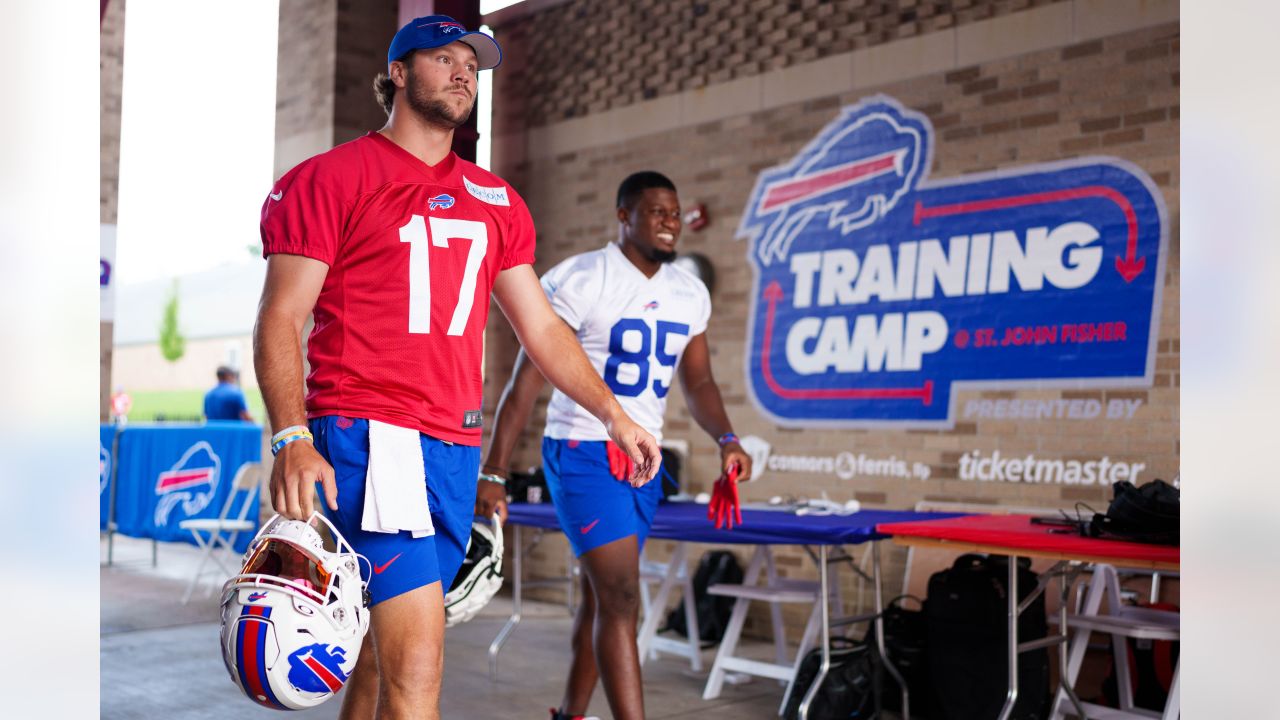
xmin=253 ymin=16 xmax=662 ymax=720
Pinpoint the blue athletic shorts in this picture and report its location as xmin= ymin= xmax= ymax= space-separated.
xmin=541 ymin=437 xmax=666 ymax=558
xmin=310 ymin=416 xmax=479 ymax=606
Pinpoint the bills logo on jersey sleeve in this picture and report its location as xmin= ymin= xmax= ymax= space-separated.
xmin=428 ymin=193 xmax=455 ymax=210
xmin=154 ymin=441 xmax=221 ymax=526
xmin=287 ymin=643 xmax=352 ymax=693
xmin=737 ymin=95 xmax=1167 ymax=427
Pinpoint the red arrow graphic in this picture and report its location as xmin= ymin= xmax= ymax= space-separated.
xmin=759 ymin=281 xmax=934 ymax=403
xmin=913 ymin=186 xmax=1144 ymax=282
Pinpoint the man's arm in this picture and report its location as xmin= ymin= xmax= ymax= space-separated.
xmin=476 ymin=348 xmax=546 ymax=522
xmin=253 ymin=254 xmax=338 ymax=520
xmin=677 ymin=332 xmax=752 ymax=481
xmin=491 ymin=264 xmax=662 ymax=485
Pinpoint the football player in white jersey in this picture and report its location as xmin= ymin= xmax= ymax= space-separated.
xmin=478 ymin=171 xmax=752 ymax=720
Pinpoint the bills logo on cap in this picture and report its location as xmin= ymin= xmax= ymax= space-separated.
xmin=737 ymin=95 xmax=1167 ymax=428
xmin=154 ymin=442 xmax=222 ymax=526
xmin=428 ymin=193 xmax=455 ymax=210
xmin=287 ymin=644 xmax=351 ymax=693
xmin=426 ymin=21 xmax=464 ymax=34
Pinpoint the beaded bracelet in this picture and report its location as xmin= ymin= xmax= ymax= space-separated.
xmin=716 ymin=432 xmax=740 ymax=447
xmin=478 ymin=472 xmax=507 ymax=487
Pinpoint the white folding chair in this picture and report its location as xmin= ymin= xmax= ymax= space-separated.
xmin=637 ymin=542 xmax=702 ymax=671
xmin=701 ymin=545 xmax=842 ymax=714
xmin=1051 ymin=563 xmax=1180 ymax=720
xmin=179 ymin=461 xmax=263 ymax=604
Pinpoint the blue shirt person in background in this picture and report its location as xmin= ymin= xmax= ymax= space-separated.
xmin=203 ymin=366 xmax=253 ymax=422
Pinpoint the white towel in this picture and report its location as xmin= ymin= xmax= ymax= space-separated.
xmin=362 ymin=420 xmax=435 ymax=538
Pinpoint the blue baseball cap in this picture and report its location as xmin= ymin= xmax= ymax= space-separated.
xmin=387 ymin=15 xmax=502 ymax=71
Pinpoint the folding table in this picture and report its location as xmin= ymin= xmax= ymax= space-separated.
xmin=878 ymin=514 xmax=1180 ymax=720
xmin=495 ymin=501 xmax=962 ymax=719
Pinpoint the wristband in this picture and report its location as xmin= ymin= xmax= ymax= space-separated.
xmin=478 ymin=472 xmax=507 ymax=487
xmin=271 ymin=429 xmax=313 ymax=456
xmin=717 ymin=432 xmax=740 ymax=447
xmin=271 ymin=425 xmax=310 ymax=445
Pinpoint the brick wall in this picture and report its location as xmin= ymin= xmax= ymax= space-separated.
xmin=484 ymin=1 xmax=1179 ymax=622
xmin=491 ymin=0 xmax=1069 ymax=130
xmin=274 ymin=0 xmax=399 ymax=181
xmin=101 ymin=0 xmax=126 ymax=420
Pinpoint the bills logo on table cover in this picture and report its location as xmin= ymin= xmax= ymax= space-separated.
xmin=737 ymin=95 xmax=1167 ymax=427
xmin=100 ymin=444 xmax=111 ymax=494
xmin=154 ymin=441 xmax=221 ymax=526
xmin=287 ymin=644 xmax=352 ymax=693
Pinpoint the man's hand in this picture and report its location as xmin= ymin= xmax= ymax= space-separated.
xmin=720 ymin=441 xmax=752 ymax=483
xmin=270 ymin=441 xmax=337 ymax=520
xmin=475 ymin=477 xmax=509 ymax=524
xmin=603 ymin=414 xmax=662 ymax=487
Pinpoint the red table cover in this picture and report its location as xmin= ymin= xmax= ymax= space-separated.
xmin=877 ymin=514 xmax=1179 ymax=566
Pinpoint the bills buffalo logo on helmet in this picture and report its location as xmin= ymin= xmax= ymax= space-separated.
xmin=287 ymin=644 xmax=352 ymax=694
xmin=428 ymin=193 xmax=455 ymax=210
xmin=154 ymin=441 xmax=222 ymax=527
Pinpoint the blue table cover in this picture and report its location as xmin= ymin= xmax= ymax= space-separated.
xmin=100 ymin=422 xmax=263 ymax=551
xmin=507 ymin=501 xmax=963 ymax=546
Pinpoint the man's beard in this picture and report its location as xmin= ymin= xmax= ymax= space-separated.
xmin=646 ymin=247 xmax=678 ymax=264
xmin=404 ymin=69 xmax=473 ymax=129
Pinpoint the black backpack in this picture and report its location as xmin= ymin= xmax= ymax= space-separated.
xmin=662 ymin=550 xmax=743 ymax=646
xmin=782 ymin=637 xmax=880 ymax=720
xmin=506 ymin=467 xmax=547 ymax=504
xmin=1088 ymin=479 xmax=1179 ymax=546
xmin=871 ymin=596 xmax=938 ymax=718
xmin=925 ymin=554 xmax=1051 ymax=720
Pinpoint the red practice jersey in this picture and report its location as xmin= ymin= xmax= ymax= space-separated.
xmin=260 ymin=132 xmax=536 ymax=445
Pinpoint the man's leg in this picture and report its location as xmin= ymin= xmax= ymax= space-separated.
xmin=559 ymin=576 xmax=600 ymax=715
xmin=338 ymin=633 xmax=379 ymax=720
xmin=579 ymin=535 xmax=645 ymax=720
xmin=340 ymin=582 xmax=447 ymax=720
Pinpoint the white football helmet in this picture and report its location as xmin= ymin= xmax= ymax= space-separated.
xmin=444 ymin=514 xmax=504 ymax=627
xmin=219 ymin=512 xmax=370 ymax=710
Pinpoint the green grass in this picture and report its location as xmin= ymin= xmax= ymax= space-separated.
xmin=126 ymin=388 xmax=266 ymax=423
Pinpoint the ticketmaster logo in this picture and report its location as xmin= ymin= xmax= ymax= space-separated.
xmin=959 ymin=450 xmax=1146 ymax=485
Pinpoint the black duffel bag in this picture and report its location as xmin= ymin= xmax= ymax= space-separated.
xmin=782 ymin=637 xmax=880 ymax=720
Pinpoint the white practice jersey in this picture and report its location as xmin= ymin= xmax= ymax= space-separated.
xmin=542 ymin=243 xmax=712 ymax=443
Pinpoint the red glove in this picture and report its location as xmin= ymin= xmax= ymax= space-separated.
xmin=605 ymin=440 xmax=634 ymax=482
xmin=707 ymin=463 xmax=743 ymax=530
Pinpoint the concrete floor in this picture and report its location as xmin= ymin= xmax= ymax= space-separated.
xmin=101 ymin=536 xmax=802 ymax=719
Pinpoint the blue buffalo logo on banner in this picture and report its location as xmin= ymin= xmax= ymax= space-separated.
xmin=153 ymin=441 xmax=222 ymax=526
xmin=738 ymin=96 xmax=1167 ymax=427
